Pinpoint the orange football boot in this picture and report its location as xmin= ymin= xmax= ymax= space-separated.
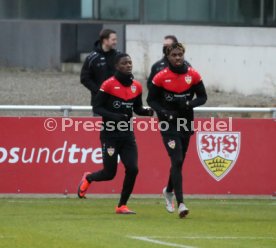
xmin=77 ymin=172 xmax=91 ymax=199
xmin=115 ymin=205 xmax=136 ymax=214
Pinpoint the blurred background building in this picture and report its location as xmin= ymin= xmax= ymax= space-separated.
xmin=1 ymin=0 xmax=275 ymax=25
xmin=0 ymin=0 xmax=276 ymax=95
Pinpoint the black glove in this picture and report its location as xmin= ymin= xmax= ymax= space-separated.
xmin=178 ymin=100 xmax=191 ymax=110
xmin=172 ymin=94 xmax=191 ymax=110
xmin=144 ymin=107 xmax=154 ymax=116
xmin=114 ymin=113 xmax=130 ymax=122
xmin=158 ymin=110 xmax=178 ymax=121
xmin=147 ymin=108 xmax=154 ymax=116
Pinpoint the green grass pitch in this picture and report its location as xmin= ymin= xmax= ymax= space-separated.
xmin=0 ymin=198 xmax=275 ymax=248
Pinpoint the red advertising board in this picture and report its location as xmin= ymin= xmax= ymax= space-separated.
xmin=0 ymin=117 xmax=275 ymax=195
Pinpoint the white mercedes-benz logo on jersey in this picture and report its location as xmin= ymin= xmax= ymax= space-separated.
xmin=165 ymin=93 xmax=174 ymax=102
xmin=113 ymin=101 xmax=121 ymax=108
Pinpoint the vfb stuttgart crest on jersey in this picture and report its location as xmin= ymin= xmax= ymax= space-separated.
xmin=185 ymin=75 xmax=192 ymax=84
xmin=131 ymin=85 xmax=137 ymax=93
xmin=196 ymin=132 xmax=241 ymax=181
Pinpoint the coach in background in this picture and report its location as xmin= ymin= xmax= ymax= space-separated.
xmin=147 ymin=35 xmax=191 ymax=90
xmin=80 ymin=29 xmax=120 ymax=115
xmin=147 ymin=43 xmax=207 ymax=218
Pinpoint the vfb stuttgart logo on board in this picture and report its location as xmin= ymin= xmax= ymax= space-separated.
xmin=196 ymin=132 xmax=241 ymax=181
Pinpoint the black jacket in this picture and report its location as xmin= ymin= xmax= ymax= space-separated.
xmin=147 ymin=57 xmax=191 ymax=90
xmin=80 ymin=40 xmax=120 ymax=106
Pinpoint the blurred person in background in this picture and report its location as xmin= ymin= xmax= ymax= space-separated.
xmin=147 ymin=43 xmax=207 ymax=218
xmin=80 ymin=29 xmax=120 ymax=115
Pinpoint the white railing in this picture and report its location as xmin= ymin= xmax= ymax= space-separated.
xmin=0 ymin=105 xmax=276 ymax=117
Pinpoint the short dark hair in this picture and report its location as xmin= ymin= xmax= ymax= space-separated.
xmin=99 ymin=29 xmax=116 ymax=43
xmin=114 ymin=53 xmax=130 ymax=65
xmin=165 ymin=42 xmax=185 ymax=56
xmin=164 ymin=35 xmax=178 ymax=43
